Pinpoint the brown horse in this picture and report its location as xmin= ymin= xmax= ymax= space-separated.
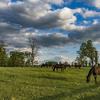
xmin=74 ymin=63 xmax=81 ymax=69
xmin=86 ymin=66 xmax=100 ymax=83
xmin=52 ymin=64 xmax=66 ymax=71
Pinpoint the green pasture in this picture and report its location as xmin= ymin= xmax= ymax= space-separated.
xmin=0 ymin=67 xmax=100 ymax=100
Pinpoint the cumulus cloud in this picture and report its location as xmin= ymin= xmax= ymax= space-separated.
xmin=1 ymin=0 xmax=91 ymax=32
xmin=0 ymin=0 xmax=100 ymax=50
xmin=1 ymin=0 xmax=98 ymax=36
xmin=69 ymin=24 xmax=100 ymax=43
xmin=0 ymin=0 xmax=83 ymax=50
xmin=66 ymin=0 xmax=100 ymax=8
xmin=31 ymin=33 xmax=72 ymax=47
xmin=0 ymin=30 xmax=28 ymax=48
xmin=23 ymin=0 xmax=64 ymax=5
xmin=94 ymin=0 xmax=100 ymax=8
xmin=0 ymin=22 xmax=19 ymax=34
xmin=51 ymin=56 xmax=69 ymax=63
xmin=82 ymin=0 xmax=100 ymax=8
xmin=0 ymin=0 xmax=8 ymax=8
xmin=82 ymin=9 xmax=100 ymax=18
xmin=0 ymin=2 xmax=78 ymax=29
xmin=73 ymin=8 xmax=100 ymax=18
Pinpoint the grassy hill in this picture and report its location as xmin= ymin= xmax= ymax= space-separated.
xmin=0 ymin=67 xmax=100 ymax=100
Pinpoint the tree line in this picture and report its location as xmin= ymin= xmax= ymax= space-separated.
xmin=0 ymin=38 xmax=38 ymax=67
xmin=0 ymin=39 xmax=99 ymax=67
xmin=76 ymin=40 xmax=98 ymax=67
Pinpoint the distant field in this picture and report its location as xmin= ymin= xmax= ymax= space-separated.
xmin=0 ymin=67 xmax=100 ymax=100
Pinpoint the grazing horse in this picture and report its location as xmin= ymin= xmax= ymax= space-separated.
xmin=66 ymin=64 xmax=71 ymax=68
xmin=41 ymin=63 xmax=46 ymax=68
xmin=74 ymin=63 xmax=81 ymax=69
xmin=86 ymin=66 xmax=100 ymax=84
xmin=52 ymin=64 xmax=66 ymax=71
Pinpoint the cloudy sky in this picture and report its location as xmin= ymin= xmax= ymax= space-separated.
xmin=0 ymin=0 xmax=100 ymax=63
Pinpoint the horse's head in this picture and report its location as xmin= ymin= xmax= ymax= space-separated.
xmin=86 ymin=75 xmax=90 ymax=83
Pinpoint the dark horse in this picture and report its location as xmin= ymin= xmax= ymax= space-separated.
xmin=52 ymin=63 xmax=67 ymax=71
xmin=86 ymin=66 xmax=100 ymax=83
xmin=74 ymin=63 xmax=81 ymax=69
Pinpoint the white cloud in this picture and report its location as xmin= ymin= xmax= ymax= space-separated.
xmin=73 ymin=8 xmax=100 ymax=18
xmin=93 ymin=19 xmax=99 ymax=25
xmin=83 ymin=9 xmax=100 ymax=18
xmin=94 ymin=0 xmax=100 ymax=8
xmin=0 ymin=0 xmax=8 ymax=8
xmin=25 ymin=0 xmax=63 ymax=5
xmin=0 ymin=0 xmax=100 ymax=51
xmin=53 ymin=56 xmax=69 ymax=62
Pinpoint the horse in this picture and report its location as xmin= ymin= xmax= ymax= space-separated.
xmin=41 ymin=63 xmax=47 ymax=68
xmin=52 ymin=63 xmax=66 ymax=71
xmin=66 ymin=64 xmax=71 ymax=68
xmin=76 ymin=64 xmax=81 ymax=69
xmin=86 ymin=66 xmax=100 ymax=84
xmin=74 ymin=63 xmax=81 ymax=69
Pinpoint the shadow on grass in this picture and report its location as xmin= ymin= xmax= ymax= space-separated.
xmin=18 ymin=75 xmax=68 ymax=87
xmin=36 ymin=82 xmax=100 ymax=100
xmin=25 ymin=72 xmax=68 ymax=81
xmin=0 ymin=79 xmax=14 ymax=83
xmin=77 ymin=83 xmax=100 ymax=100
xmin=77 ymin=94 xmax=100 ymax=100
xmin=39 ymin=75 xmax=68 ymax=81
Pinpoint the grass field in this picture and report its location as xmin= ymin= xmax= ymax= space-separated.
xmin=0 ymin=67 xmax=100 ymax=100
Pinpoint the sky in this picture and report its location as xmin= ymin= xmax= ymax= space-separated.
xmin=0 ymin=0 xmax=100 ymax=63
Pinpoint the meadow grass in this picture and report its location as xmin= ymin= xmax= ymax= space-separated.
xmin=0 ymin=67 xmax=100 ymax=100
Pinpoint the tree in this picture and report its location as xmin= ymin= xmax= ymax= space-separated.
xmin=0 ymin=41 xmax=8 ymax=66
xmin=29 ymin=37 xmax=38 ymax=66
xmin=78 ymin=40 xmax=98 ymax=67
xmin=8 ymin=51 xmax=25 ymax=67
xmin=77 ymin=42 xmax=87 ymax=66
xmin=24 ymin=51 xmax=32 ymax=66
xmin=95 ymin=50 xmax=98 ymax=65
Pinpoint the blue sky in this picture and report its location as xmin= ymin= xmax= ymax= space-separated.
xmin=0 ymin=0 xmax=100 ymax=63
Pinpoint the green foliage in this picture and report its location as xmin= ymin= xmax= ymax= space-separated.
xmin=8 ymin=51 xmax=25 ymax=67
xmin=0 ymin=39 xmax=38 ymax=67
xmin=0 ymin=67 xmax=100 ymax=100
xmin=29 ymin=37 xmax=38 ymax=66
xmin=24 ymin=51 xmax=32 ymax=66
xmin=78 ymin=40 xmax=98 ymax=66
xmin=0 ymin=43 xmax=8 ymax=66
xmin=45 ymin=61 xmax=58 ymax=65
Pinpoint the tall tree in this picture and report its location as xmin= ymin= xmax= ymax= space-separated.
xmin=8 ymin=51 xmax=25 ymax=67
xmin=78 ymin=40 xmax=98 ymax=67
xmin=24 ymin=51 xmax=32 ymax=66
xmin=0 ymin=41 xmax=8 ymax=66
xmin=29 ymin=37 xmax=38 ymax=66
xmin=77 ymin=42 xmax=87 ymax=66
xmin=95 ymin=50 xmax=98 ymax=65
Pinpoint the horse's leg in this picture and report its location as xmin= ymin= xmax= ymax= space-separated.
xmin=57 ymin=67 xmax=59 ymax=71
xmin=61 ymin=68 xmax=63 ymax=71
xmin=64 ymin=66 xmax=66 ymax=70
xmin=93 ymin=73 xmax=97 ymax=84
xmin=62 ymin=65 xmax=64 ymax=71
xmin=53 ymin=67 xmax=55 ymax=71
xmin=93 ymin=68 xmax=97 ymax=84
xmin=94 ymin=75 xmax=97 ymax=84
xmin=55 ymin=68 xmax=57 ymax=71
xmin=63 ymin=67 xmax=65 ymax=71
xmin=61 ymin=67 xmax=63 ymax=71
